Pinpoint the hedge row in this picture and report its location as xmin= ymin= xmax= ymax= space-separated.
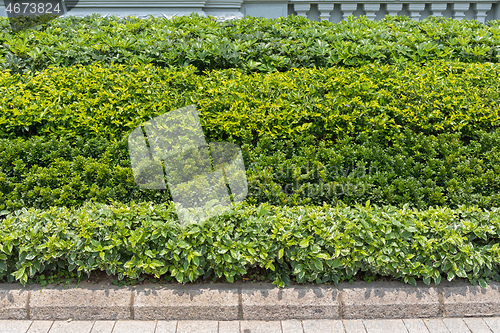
xmin=1 ymin=61 xmax=500 ymax=209
xmin=1 ymin=61 xmax=499 ymax=142
xmin=1 ymin=202 xmax=499 ymax=287
xmin=0 ymin=136 xmax=169 ymax=210
xmin=2 ymin=128 xmax=500 ymax=210
xmin=1 ymin=14 xmax=500 ymax=74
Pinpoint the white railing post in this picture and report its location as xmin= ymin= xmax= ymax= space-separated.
xmin=408 ymin=3 xmax=426 ymax=20
xmin=318 ymin=3 xmax=335 ymax=21
xmin=453 ymin=2 xmax=470 ymax=19
xmin=341 ymin=3 xmax=358 ymax=20
xmin=476 ymin=2 xmax=492 ymax=22
xmin=294 ymin=3 xmax=311 ymax=17
xmin=430 ymin=3 xmax=447 ymax=17
xmin=386 ymin=3 xmax=403 ymax=16
xmin=204 ymin=0 xmax=244 ymax=18
xmin=364 ymin=3 xmax=380 ymax=20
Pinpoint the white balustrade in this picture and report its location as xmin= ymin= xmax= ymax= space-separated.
xmin=0 ymin=0 xmax=498 ymax=22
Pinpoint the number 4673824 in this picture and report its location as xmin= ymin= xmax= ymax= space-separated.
xmin=6 ymin=2 xmax=61 ymax=14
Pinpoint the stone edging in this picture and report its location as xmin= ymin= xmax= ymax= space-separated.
xmin=1 ymin=280 xmax=499 ymax=321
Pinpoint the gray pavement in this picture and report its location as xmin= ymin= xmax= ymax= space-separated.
xmin=1 ymin=318 xmax=500 ymax=333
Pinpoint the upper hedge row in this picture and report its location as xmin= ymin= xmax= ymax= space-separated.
xmin=1 ymin=202 xmax=499 ymax=288
xmin=1 ymin=60 xmax=499 ymax=142
xmin=1 ymin=14 xmax=500 ymax=74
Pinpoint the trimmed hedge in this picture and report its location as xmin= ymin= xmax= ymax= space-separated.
xmin=1 ymin=15 xmax=500 ymax=74
xmin=0 ymin=136 xmax=169 ymax=210
xmin=1 ymin=202 xmax=499 ymax=287
xmin=1 ymin=61 xmax=500 ymax=209
xmin=2 ymin=129 xmax=500 ymax=210
xmin=1 ymin=61 xmax=499 ymax=141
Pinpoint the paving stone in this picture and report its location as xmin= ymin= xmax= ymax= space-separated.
xmin=241 ymin=283 xmax=339 ymax=320
xmin=112 ymin=320 xmax=156 ymax=333
xmin=463 ymin=318 xmax=492 ymax=333
xmin=484 ymin=317 xmax=500 ymax=333
xmin=0 ymin=320 xmax=32 ymax=333
xmin=422 ymin=318 xmax=451 ymax=333
xmin=90 ymin=320 xmax=115 ymax=333
xmin=441 ymin=281 xmax=500 ymax=317
xmin=155 ymin=320 xmax=177 ymax=333
xmin=341 ymin=281 xmax=440 ymax=319
xmin=219 ymin=321 xmax=240 ymax=333
xmin=281 ymin=319 xmax=304 ymax=333
xmin=442 ymin=318 xmax=470 ymax=333
xmin=302 ymin=319 xmax=344 ymax=333
xmin=343 ymin=319 xmax=366 ymax=333
xmin=0 ymin=284 xmax=28 ymax=319
xmin=48 ymin=321 xmax=94 ymax=333
xmin=29 ymin=284 xmax=131 ymax=320
xmin=27 ymin=321 xmax=53 ymax=333
xmin=134 ymin=284 xmax=238 ymax=320
xmin=240 ymin=320 xmax=282 ymax=333
xmin=364 ymin=319 xmax=408 ymax=333
xmin=403 ymin=319 xmax=429 ymax=333
xmin=177 ymin=320 xmax=218 ymax=333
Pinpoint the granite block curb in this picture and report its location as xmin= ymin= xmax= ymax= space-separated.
xmin=134 ymin=284 xmax=239 ymax=320
xmin=1 ymin=280 xmax=499 ymax=321
xmin=28 ymin=283 xmax=132 ymax=320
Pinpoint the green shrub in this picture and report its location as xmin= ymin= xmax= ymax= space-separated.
xmin=1 ymin=202 xmax=499 ymax=288
xmin=0 ymin=61 xmax=499 ymax=142
xmin=1 ymin=61 xmax=500 ymax=210
xmin=244 ymin=129 xmax=500 ymax=209
xmin=2 ymin=128 xmax=500 ymax=210
xmin=1 ymin=14 xmax=500 ymax=74
xmin=0 ymin=136 xmax=169 ymax=210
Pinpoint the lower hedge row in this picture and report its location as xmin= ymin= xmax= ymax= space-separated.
xmin=2 ymin=127 xmax=500 ymax=210
xmin=1 ymin=202 xmax=499 ymax=287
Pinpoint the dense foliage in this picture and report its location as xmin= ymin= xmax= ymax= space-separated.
xmin=2 ymin=128 xmax=500 ymax=211
xmin=0 ymin=15 xmax=499 ymax=286
xmin=0 ymin=61 xmax=499 ymax=210
xmin=1 ymin=202 xmax=499 ymax=287
xmin=1 ymin=61 xmax=499 ymax=141
xmin=1 ymin=14 xmax=500 ymax=74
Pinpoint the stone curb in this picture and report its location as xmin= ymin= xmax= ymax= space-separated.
xmin=0 ymin=280 xmax=499 ymax=320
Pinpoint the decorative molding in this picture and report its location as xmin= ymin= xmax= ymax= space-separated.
xmin=65 ymin=0 xmax=207 ymax=8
